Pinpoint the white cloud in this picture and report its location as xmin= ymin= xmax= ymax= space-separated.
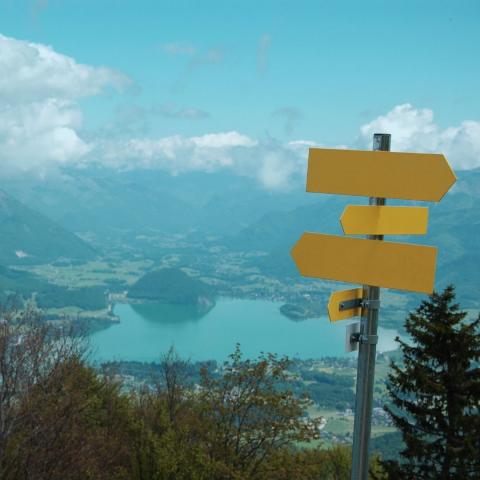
xmin=2 ymin=34 xmax=479 ymax=189
xmin=191 ymin=131 xmax=256 ymax=149
xmin=0 ymin=34 xmax=130 ymax=175
xmin=256 ymin=149 xmax=302 ymax=190
xmin=0 ymin=34 xmax=130 ymax=102
xmin=94 ymin=132 xmax=308 ymax=189
xmin=0 ymin=98 xmax=91 ymax=176
xmin=153 ymin=104 xmax=210 ymax=119
xmin=97 ymin=131 xmax=257 ymax=172
xmin=359 ymin=103 xmax=480 ymax=170
xmin=440 ymin=121 xmax=480 ymax=170
xmin=91 ymin=104 xmax=479 ymax=189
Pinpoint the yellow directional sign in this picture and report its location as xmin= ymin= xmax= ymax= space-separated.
xmin=328 ymin=288 xmax=363 ymax=322
xmin=291 ymin=233 xmax=437 ymax=294
xmin=307 ymin=148 xmax=456 ymax=202
xmin=340 ymin=206 xmax=428 ymax=235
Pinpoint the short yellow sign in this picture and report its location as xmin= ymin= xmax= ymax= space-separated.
xmin=291 ymin=233 xmax=437 ymax=294
xmin=307 ymin=148 xmax=456 ymax=202
xmin=340 ymin=206 xmax=429 ymax=235
xmin=327 ymin=288 xmax=363 ymax=323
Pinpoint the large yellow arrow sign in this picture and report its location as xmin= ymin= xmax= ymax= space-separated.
xmin=307 ymin=148 xmax=456 ymax=202
xmin=340 ymin=206 xmax=429 ymax=235
xmin=291 ymin=233 xmax=437 ymax=293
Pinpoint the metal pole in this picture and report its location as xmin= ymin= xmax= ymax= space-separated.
xmin=350 ymin=133 xmax=391 ymax=480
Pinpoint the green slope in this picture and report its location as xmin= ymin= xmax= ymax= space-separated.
xmin=0 ymin=264 xmax=46 ymax=301
xmin=0 ymin=190 xmax=96 ymax=265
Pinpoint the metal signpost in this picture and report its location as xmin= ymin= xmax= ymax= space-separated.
xmin=290 ymin=133 xmax=456 ymax=480
xmin=351 ymin=133 xmax=389 ymax=480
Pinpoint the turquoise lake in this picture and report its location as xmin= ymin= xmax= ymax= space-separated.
xmin=90 ymin=299 xmax=400 ymax=363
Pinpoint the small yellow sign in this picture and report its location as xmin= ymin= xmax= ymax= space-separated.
xmin=307 ymin=148 xmax=456 ymax=202
xmin=291 ymin=233 xmax=437 ymax=294
xmin=340 ymin=206 xmax=429 ymax=235
xmin=327 ymin=288 xmax=363 ymax=323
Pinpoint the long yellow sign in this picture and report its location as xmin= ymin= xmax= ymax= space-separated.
xmin=340 ymin=206 xmax=428 ymax=235
xmin=291 ymin=233 xmax=437 ymax=293
xmin=307 ymin=148 xmax=456 ymax=202
xmin=328 ymin=288 xmax=363 ymax=322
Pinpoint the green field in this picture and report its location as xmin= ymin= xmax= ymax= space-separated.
xmin=16 ymin=259 xmax=153 ymax=288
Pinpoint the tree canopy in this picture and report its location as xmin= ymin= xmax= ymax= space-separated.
xmin=382 ymin=286 xmax=480 ymax=479
xmin=128 ymin=268 xmax=214 ymax=307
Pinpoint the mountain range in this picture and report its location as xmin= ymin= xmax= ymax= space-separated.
xmin=0 ymin=166 xmax=478 ymax=306
xmin=2 ymin=169 xmax=316 ymax=239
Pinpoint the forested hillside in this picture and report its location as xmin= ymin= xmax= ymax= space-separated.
xmin=0 ymin=313 xmax=386 ymax=480
xmin=128 ymin=267 xmax=214 ymax=307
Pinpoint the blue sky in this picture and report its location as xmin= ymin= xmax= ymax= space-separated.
xmin=0 ymin=0 xmax=479 ymax=186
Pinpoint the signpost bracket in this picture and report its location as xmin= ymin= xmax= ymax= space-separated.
xmin=350 ymin=332 xmax=361 ymax=343
xmin=360 ymin=334 xmax=378 ymax=345
xmin=349 ymin=333 xmax=378 ymax=345
xmin=346 ymin=322 xmax=361 ymax=353
xmin=361 ymin=299 xmax=380 ymax=310
xmin=339 ymin=298 xmax=363 ymax=311
xmin=339 ymin=298 xmax=380 ymax=312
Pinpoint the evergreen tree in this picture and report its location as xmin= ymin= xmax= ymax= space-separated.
xmin=383 ymin=286 xmax=480 ymax=479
